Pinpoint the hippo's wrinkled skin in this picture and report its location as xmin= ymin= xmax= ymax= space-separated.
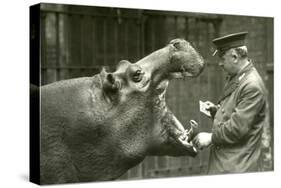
xmin=40 ymin=39 xmax=204 ymax=184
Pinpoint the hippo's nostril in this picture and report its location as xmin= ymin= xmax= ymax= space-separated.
xmin=107 ymin=74 xmax=115 ymax=84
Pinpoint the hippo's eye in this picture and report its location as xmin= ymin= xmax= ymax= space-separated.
xmin=132 ymin=69 xmax=144 ymax=82
xmin=127 ymin=65 xmax=144 ymax=82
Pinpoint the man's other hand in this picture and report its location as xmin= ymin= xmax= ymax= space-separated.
xmin=192 ymin=132 xmax=212 ymax=150
xmin=205 ymin=101 xmax=220 ymax=118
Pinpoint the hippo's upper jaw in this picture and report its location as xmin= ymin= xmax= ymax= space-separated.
xmin=134 ymin=38 xmax=205 ymax=87
xmin=168 ymin=39 xmax=205 ymax=79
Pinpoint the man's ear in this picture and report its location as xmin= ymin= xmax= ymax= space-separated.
xmin=231 ymin=50 xmax=239 ymax=63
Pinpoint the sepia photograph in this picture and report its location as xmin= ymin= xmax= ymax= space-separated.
xmin=29 ymin=2 xmax=274 ymax=185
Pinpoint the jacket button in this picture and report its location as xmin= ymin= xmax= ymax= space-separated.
xmin=222 ymin=109 xmax=225 ymax=113
xmin=216 ymin=146 xmax=220 ymax=150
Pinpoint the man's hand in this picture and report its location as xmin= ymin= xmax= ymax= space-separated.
xmin=205 ymin=101 xmax=220 ymax=119
xmin=192 ymin=132 xmax=212 ymax=150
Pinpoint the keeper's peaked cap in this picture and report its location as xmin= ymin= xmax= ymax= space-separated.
xmin=212 ymin=31 xmax=248 ymax=56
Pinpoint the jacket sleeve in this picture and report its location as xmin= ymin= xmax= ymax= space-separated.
xmin=212 ymin=84 xmax=266 ymax=145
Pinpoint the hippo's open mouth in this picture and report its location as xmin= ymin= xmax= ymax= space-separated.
xmin=168 ymin=66 xmax=196 ymax=79
xmin=144 ymin=39 xmax=204 ymax=156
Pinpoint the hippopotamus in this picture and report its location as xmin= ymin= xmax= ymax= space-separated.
xmin=39 ymin=39 xmax=205 ymax=184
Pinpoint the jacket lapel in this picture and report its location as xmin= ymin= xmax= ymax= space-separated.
xmin=218 ymin=62 xmax=254 ymax=103
xmin=218 ymin=76 xmax=239 ymax=103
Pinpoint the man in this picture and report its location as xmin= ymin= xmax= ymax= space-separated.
xmin=192 ymin=32 xmax=268 ymax=174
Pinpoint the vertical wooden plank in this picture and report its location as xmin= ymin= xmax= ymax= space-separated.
xmin=58 ymin=12 xmax=68 ymax=80
xmin=117 ymin=15 xmax=126 ymax=60
xmin=92 ymin=16 xmax=96 ymax=68
xmin=185 ymin=17 xmax=189 ymax=41
xmin=125 ymin=18 xmax=129 ymax=59
xmin=45 ymin=12 xmax=58 ymax=84
xmin=55 ymin=12 xmax=60 ymax=81
xmin=40 ymin=11 xmax=47 ymax=85
xmin=64 ymin=13 xmax=69 ymax=78
xmin=128 ymin=164 xmax=142 ymax=179
xmin=136 ymin=18 xmax=140 ymax=60
xmin=103 ymin=17 xmax=107 ymax=66
xmin=174 ymin=16 xmax=178 ymax=38
xmin=114 ymin=17 xmax=118 ymax=63
xmin=140 ymin=14 xmax=145 ymax=58
xmin=151 ymin=17 xmax=155 ymax=51
xmin=80 ymin=14 xmax=86 ymax=77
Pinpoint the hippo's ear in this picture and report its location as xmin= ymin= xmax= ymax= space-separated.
xmin=116 ymin=60 xmax=131 ymax=71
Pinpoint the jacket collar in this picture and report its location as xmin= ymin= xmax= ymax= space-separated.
xmin=218 ymin=61 xmax=254 ymax=103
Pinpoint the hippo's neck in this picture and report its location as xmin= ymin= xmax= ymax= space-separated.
xmin=70 ymin=142 xmax=144 ymax=181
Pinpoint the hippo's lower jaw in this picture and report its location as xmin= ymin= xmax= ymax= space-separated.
xmin=169 ymin=129 xmax=198 ymax=157
xmin=149 ymin=131 xmax=198 ymax=157
xmin=176 ymin=130 xmax=198 ymax=155
xmin=149 ymin=107 xmax=198 ymax=157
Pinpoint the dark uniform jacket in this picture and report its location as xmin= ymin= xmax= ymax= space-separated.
xmin=208 ymin=62 xmax=268 ymax=174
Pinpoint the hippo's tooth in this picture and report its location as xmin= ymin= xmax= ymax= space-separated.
xmin=168 ymin=64 xmax=194 ymax=79
xmin=169 ymin=72 xmax=193 ymax=79
xmin=177 ymin=132 xmax=198 ymax=152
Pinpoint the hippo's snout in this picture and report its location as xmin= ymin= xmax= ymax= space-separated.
xmin=170 ymin=38 xmax=190 ymax=51
xmin=168 ymin=39 xmax=205 ymax=79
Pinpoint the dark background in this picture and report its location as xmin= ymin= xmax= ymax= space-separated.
xmin=39 ymin=3 xmax=273 ymax=180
